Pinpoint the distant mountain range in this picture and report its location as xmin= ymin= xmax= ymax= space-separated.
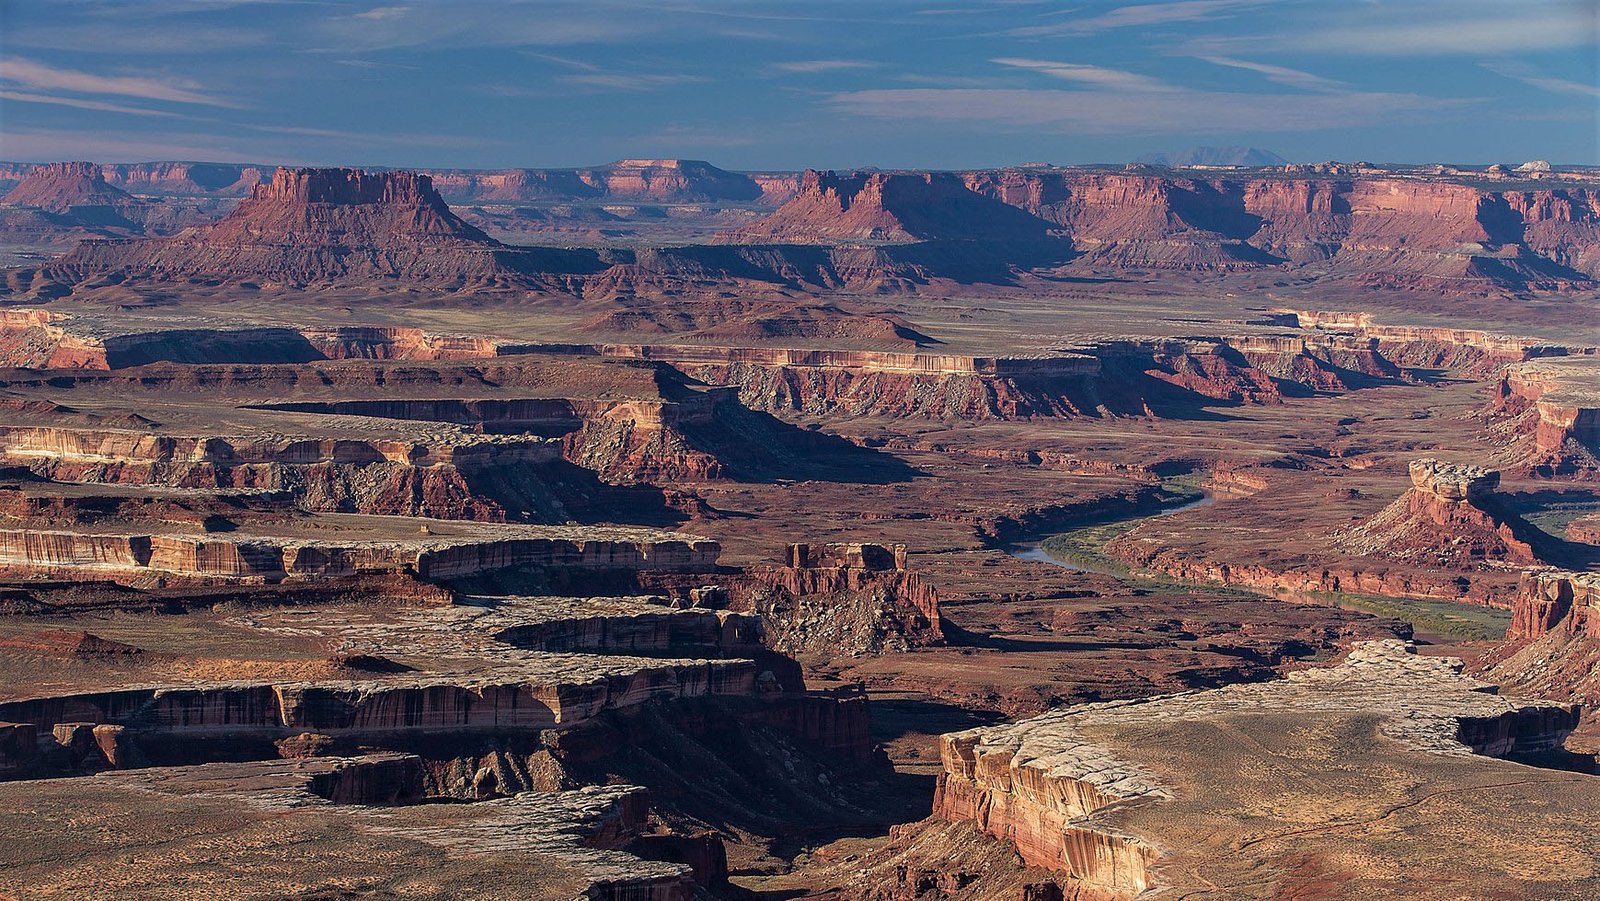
xmin=1134 ymin=146 xmax=1289 ymax=167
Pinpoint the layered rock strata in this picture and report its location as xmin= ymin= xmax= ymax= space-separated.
xmin=1338 ymin=459 xmax=1540 ymax=568
xmin=0 ymin=754 xmax=702 ymax=900
xmin=1490 ymin=356 xmax=1600 ymax=477
xmin=746 ymin=542 xmax=944 ymax=656
xmin=0 ymin=517 xmax=718 ymax=585
xmin=934 ymin=640 xmax=1579 ymax=898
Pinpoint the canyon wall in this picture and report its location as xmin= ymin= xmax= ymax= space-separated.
xmin=0 ymin=526 xmax=721 ymax=585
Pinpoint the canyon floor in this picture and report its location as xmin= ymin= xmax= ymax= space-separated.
xmin=0 ymin=162 xmax=1597 ymax=900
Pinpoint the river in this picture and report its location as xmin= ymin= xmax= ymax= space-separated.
xmin=1008 ymin=492 xmax=1215 ymax=575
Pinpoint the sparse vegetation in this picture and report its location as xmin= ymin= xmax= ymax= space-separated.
xmin=1035 ymin=476 xmax=1513 ymax=642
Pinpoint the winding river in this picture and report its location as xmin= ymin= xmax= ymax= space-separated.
xmin=1009 ymin=492 xmax=1215 ymax=575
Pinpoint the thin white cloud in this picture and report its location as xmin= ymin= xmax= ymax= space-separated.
xmin=993 ymin=58 xmax=1175 ymax=92
xmin=771 ymin=59 xmax=876 ymax=74
xmin=562 ymin=73 xmax=708 ymax=91
xmin=1207 ymin=5 xmax=1600 ymax=57
xmin=1483 ymin=63 xmax=1600 ymax=99
xmin=828 ymin=87 xmax=1471 ymax=135
xmin=1314 ymin=13 xmax=1594 ymax=55
xmin=355 ymin=5 xmax=410 ymax=20
xmin=1194 ymin=55 xmax=1345 ymax=93
xmin=523 ymin=52 xmax=602 ymax=72
xmin=0 ymin=57 xmax=231 ymax=107
xmin=1011 ymin=0 xmax=1268 ymax=36
xmin=243 ymin=124 xmax=499 ymax=148
xmin=0 ymin=90 xmax=191 ymax=118
xmin=0 ymin=127 xmax=272 ymax=165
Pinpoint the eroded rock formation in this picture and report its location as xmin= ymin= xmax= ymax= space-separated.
xmin=932 ymin=640 xmax=1578 ymax=899
xmin=745 ymin=542 xmax=944 ymax=657
xmin=1338 ymin=459 xmax=1541 ymax=568
xmin=0 ymin=754 xmax=706 ymax=900
xmin=1489 ymin=356 xmax=1600 ymax=477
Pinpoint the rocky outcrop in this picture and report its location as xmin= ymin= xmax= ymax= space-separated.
xmin=1 ymin=162 xmax=140 ymax=215
xmin=0 ymin=519 xmax=719 ymax=586
xmin=744 ymin=542 xmax=944 ymax=656
xmin=0 ymin=754 xmax=703 ymax=900
xmin=1489 ymin=357 xmax=1600 ymax=477
xmin=426 ymin=159 xmax=774 ymax=204
xmin=1278 ymin=308 xmax=1583 ymax=373
xmin=724 ymin=169 xmax=1067 ymax=246
xmin=1480 ymin=570 xmax=1600 ymax=715
xmin=0 ymin=424 xmax=563 ymax=520
xmin=934 ymin=640 xmax=1578 ymax=898
xmin=7 ymin=164 xmax=1596 ymax=294
xmin=1568 ymin=513 xmax=1600 ymax=544
xmin=0 ymin=161 xmax=167 ymax=245
xmin=1108 ymin=532 xmax=1517 ymax=605
xmin=1337 ymin=460 xmax=1541 ymax=568
xmin=960 ymin=169 xmax=1599 ymax=289
xmin=1506 ymin=569 xmax=1600 ymax=641
xmin=34 ymin=167 xmax=606 ymax=291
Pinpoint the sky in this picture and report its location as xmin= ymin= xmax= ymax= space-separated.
xmin=0 ymin=0 xmax=1596 ymax=170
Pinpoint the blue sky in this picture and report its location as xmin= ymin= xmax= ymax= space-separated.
xmin=0 ymin=0 xmax=1596 ymax=169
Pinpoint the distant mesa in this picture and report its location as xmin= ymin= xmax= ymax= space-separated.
xmin=1 ymin=162 xmax=139 ymax=215
xmin=2 ymin=158 xmax=1598 ymax=298
xmin=424 ymin=158 xmax=793 ymax=205
xmin=1339 ymin=459 xmax=1545 ymax=568
xmin=721 ymin=169 xmax=1068 ymax=245
xmin=0 ymin=162 xmax=151 ymax=242
xmin=24 ymin=166 xmax=605 ymax=291
xmin=1134 ymin=146 xmax=1289 ymax=168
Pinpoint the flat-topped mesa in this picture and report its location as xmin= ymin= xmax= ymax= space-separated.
xmin=932 ymin=640 xmax=1579 ymax=899
xmin=1 ymin=161 xmax=136 ymax=213
xmin=0 ymin=426 xmax=562 ymax=520
xmin=30 ymin=166 xmax=613 ymax=291
xmin=746 ymin=542 xmax=943 ymax=655
xmin=251 ymin=167 xmax=441 ymax=206
xmin=1338 ymin=459 xmax=1539 ymax=570
xmin=1507 ymin=569 xmax=1600 ymax=640
xmin=1272 ymin=308 xmax=1583 ymax=376
xmin=211 ymin=166 xmax=494 ymax=245
xmin=0 ymin=519 xmax=721 ymax=586
xmin=1490 ymin=357 xmax=1600 ymax=477
xmin=0 ymin=756 xmax=704 ymax=900
xmin=723 ymin=169 xmax=1066 ymax=245
xmin=1410 ymin=458 xmax=1500 ymax=501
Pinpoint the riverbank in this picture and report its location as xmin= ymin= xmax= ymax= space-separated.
xmin=1013 ymin=479 xmax=1511 ymax=644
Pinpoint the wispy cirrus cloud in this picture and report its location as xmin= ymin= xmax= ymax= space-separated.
xmin=992 ymin=57 xmax=1175 ymax=91
xmin=562 ymin=73 xmax=709 ymax=91
xmin=1193 ymin=55 xmax=1345 ymax=93
xmin=242 ymin=124 xmax=499 ymax=148
xmin=1009 ymin=0 xmax=1269 ymax=36
xmin=0 ymin=90 xmax=193 ymax=119
xmin=0 ymin=126 xmax=274 ymax=165
xmin=1191 ymin=3 xmax=1598 ymax=57
xmin=828 ymin=87 xmax=1470 ymax=135
xmin=1483 ymin=63 xmax=1600 ymax=99
xmin=0 ymin=57 xmax=232 ymax=107
xmin=770 ymin=59 xmax=876 ymax=74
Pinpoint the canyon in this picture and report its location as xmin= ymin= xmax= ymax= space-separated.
xmin=3 ymin=159 xmax=1599 ymax=297
xmin=0 ymin=158 xmax=1592 ymax=900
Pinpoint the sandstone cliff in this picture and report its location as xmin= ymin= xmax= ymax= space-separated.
xmin=38 ymin=167 xmax=605 ymax=291
xmin=1488 ymin=357 xmax=1600 ymax=477
xmin=724 ymin=169 xmax=1067 ymax=246
xmin=934 ymin=640 xmax=1577 ymax=899
xmin=1338 ymin=459 xmax=1543 ymax=568
xmin=1480 ymin=569 xmax=1600 ymax=712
